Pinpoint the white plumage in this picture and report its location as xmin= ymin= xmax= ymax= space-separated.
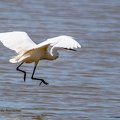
xmin=0 ymin=31 xmax=81 ymax=85
xmin=0 ymin=32 xmax=36 ymax=54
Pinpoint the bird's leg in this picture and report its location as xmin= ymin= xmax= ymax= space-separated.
xmin=16 ymin=62 xmax=26 ymax=82
xmin=31 ymin=64 xmax=48 ymax=86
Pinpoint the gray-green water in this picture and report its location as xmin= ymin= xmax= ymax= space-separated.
xmin=0 ymin=0 xmax=120 ymax=120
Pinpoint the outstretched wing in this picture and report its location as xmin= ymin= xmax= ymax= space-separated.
xmin=0 ymin=31 xmax=36 ymax=54
xmin=36 ymin=35 xmax=81 ymax=55
xmin=47 ymin=35 xmax=81 ymax=49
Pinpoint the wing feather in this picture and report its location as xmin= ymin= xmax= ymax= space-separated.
xmin=0 ymin=31 xmax=36 ymax=54
xmin=36 ymin=35 xmax=81 ymax=55
xmin=47 ymin=35 xmax=81 ymax=49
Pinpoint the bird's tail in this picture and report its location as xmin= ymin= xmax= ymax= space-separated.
xmin=9 ymin=58 xmax=18 ymax=63
xmin=9 ymin=53 xmax=23 ymax=63
xmin=9 ymin=54 xmax=30 ymax=63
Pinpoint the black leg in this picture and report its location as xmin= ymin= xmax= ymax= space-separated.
xmin=31 ymin=64 xmax=48 ymax=86
xmin=16 ymin=62 xmax=26 ymax=82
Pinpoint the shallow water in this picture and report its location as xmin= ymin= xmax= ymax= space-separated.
xmin=0 ymin=0 xmax=120 ymax=120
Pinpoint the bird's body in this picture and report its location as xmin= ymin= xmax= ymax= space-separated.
xmin=15 ymin=46 xmax=58 ymax=64
xmin=0 ymin=31 xmax=81 ymax=85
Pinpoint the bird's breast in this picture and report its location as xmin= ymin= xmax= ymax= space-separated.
xmin=21 ymin=49 xmax=44 ymax=63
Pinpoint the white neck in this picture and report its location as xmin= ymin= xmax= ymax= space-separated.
xmin=47 ymin=46 xmax=59 ymax=60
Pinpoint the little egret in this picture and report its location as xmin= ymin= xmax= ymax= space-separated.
xmin=0 ymin=31 xmax=81 ymax=85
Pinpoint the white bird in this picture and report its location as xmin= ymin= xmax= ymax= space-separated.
xmin=0 ymin=31 xmax=81 ymax=85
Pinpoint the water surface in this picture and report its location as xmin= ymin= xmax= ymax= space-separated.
xmin=0 ymin=0 xmax=120 ymax=120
